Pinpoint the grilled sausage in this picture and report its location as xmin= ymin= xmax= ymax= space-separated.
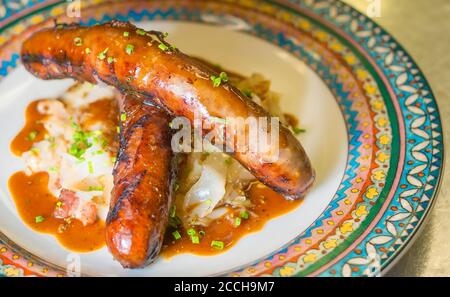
xmin=21 ymin=21 xmax=314 ymax=199
xmin=106 ymin=94 xmax=174 ymax=268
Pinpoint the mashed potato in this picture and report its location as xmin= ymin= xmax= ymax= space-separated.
xmin=21 ymin=83 xmax=119 ymax=225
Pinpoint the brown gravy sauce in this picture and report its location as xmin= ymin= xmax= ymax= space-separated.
xmin=162 ymin=184 xmax=301 ymax=257
xmin=9 ymin=87 xmax=301 ymax=256
xmin=10 ymin=100 xmax=47 ymax=155
xmin=9 ymin=98 xmax=116 ymax=252
xmin=8 ymin=171 xmax=105 ymax=252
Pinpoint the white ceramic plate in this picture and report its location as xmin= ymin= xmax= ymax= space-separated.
xmin=0 ymin=0 xmax=443 ymax=277
xmin=0 ymin=21 xmax=346 ymax=276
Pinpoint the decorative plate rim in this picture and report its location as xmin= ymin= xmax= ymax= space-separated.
xmin=300 ymin=0 xmax=444 ymax=276
xmin=0 ymin=0 xmax=444 ymax=277
xmin=342 ymin=3 xmax=444 ymax=275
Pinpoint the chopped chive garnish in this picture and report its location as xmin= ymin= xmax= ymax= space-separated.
xmin=107 ymin=56 xmax=115 ymax=64
xmin=240 ymin=211 xmax=249 ymax=219
xmin=74 ymin=37 xmax=82 ymax=46
xmin=125 ymin=44 xmax=134 ymax=55
xmin=68 ymin=126 xmax=93 ymax=159
xmin=120 ymin=113 xmax=127 ymax=122
xmin=169 ymin=205 xmax=176 ymax=218
xmin=163 ymin=32 xmax=169 ymax=38
xmin=68 ymin=145 xmax=80 ymax=158
xmin=56 ymin=201 xmax=63 ymax=208
xmin=293 ymin=127 xmax=306 ymax=135
xmin=88 ymin=186 xmax=103 ymax=192
xmin=234 ymin=217 xmax=241 ymax=227
xmin=46 ymin=136 xmax=55 ymax=142
xmin=35 ymin=216 xmax=45 ymax=223
xmin=211 ymin=240 xmax=224 ymax=250
xmin=91 ymin=135 xmax=99 ymax=145
xmin=210 ymin=76 xmax=221 ymax=87
xmin=158 ymin=43 xmax=169 ymax=51
xmin=209 ymin=71 xmax=228 ymax=88
xmin=241 ymin=89 xmax=253 ymax=97
xmin=191 ymin=235 xmax=200 ymax=244
xmin=210 ymin=72 xmax=229 ymax=87
xmin=136 ymin=29 xmax=146 ymax=36
xmin=88 ymin=161 xmax=94 ymax=174
xmin=97 ymin=47 xmax=109 ymax=60
xmin=30 ymin=147 xmax=40 ymax=155
xmin=27 ymin=130 xmax=38 ymax=141
xmin=48 ymin=166 xmax=58 ymax=173
xmin=187 ymin=228 xmax=196 ymax=236
xmin=172 ymin=230 xmax=181 ymax=240
xmin=220 ymin=71 xmax=229 ymax=81
xmin=123 ymin=31 xmax=129 ymax=37
xmin=85 ymin=47 xmax=91 ymax=54
xmin=88 ymin=185 xmax=103 ymax=191
xmin=199 ymin=230 xmax=206 ymax=236
xmin=204 ymin=199 xmax=212 ymax=206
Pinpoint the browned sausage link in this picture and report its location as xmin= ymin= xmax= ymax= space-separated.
xmin=20 ymin=21 xmax=314 ymax=199
xmin=106 ymin=94 xmax=174 ymax=268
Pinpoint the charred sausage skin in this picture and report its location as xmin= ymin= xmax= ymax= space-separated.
xmin=106 ymin=95 xmax=174 ymax=268
xmin=21 ymin=21 xmax=314 ymax=199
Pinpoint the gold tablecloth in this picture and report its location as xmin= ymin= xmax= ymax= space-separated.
xmin=341 ymin=0 xmax=450 ymax=277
